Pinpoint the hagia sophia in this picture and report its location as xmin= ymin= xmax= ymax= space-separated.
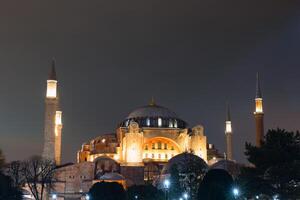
xmin=40 ymin=60 xmax=264 ymax=199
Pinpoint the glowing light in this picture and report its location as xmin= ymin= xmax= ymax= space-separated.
xmin=101 ymin=139 xmax=106 ymax=143
xmin=255 ymin=98 xmax=263 ymax=113
xmin=146 ymin=118 xmax=150 ymax=126
xmin=164 ymin=179 xmax=170 ymax=189
xmin=233 ymin=188 xmax=239 ymax=197
xmin=183 ymin=193 xmax=188 ymax=199
xmin=85 ymin=194 xmax=90 ymax=200
xmin=55 ymin=111 xmax=62 ymax=125
xmin=225 ymin=121 xmax=232 ymax=133
xmin=52 ymin=194 xmax=57 ymax=199
xmin=158 ymin=118 xmax=162 ymax=127
xmin=46 ymin=80 xmax=57 ymax=98
xmin=174 ymin=120 xmax=178 ymax=128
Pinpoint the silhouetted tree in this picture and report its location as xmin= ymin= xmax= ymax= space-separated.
xmin=21 ymin=156 xmax=56 ymax=200
xmin=127 ymin=184 xmax=164 ymax=200
xmin=198 ymin=169 xmax=234 ymax=200
xmin=0 ymin=149 xmax=5 ymax=170
xmin=238 ymin=129 xmax=300 ymax=199
xmin=89 ymin=182 xmax=126 ymax=200
xmin=7 ymin=161 xmax=23 ymax=188
xmin=0 ymin=173 xmax=22 ymax=200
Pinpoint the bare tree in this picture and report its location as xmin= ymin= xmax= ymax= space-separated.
xmin=21 ymin=156 xmax=56 ymax=200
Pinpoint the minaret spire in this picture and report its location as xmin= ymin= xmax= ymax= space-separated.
xmin=254 ymin=73 xmax=264 ymax=147
xmin=225 ymin=103 xmax=233 ymax=160
xmin=43 ymin=59 xmax=63 ymax=165
xmin=49 ymin=58 xmax=57 ymax=81
xmin=256 ymin=73 xmax=262 ymax=98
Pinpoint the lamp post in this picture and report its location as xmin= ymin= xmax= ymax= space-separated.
xmin=183 ymin=192 xmax=188 ymax=200
xmin=164 ymin=179 xmax=170 ymax=200
xmin=52 ymin=194 xmax=57 ymax=200
xmin=232 ymin=187 xmax=240 ymax=199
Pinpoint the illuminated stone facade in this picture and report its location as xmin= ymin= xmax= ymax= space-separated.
xmin=77 ymin=102 xmax=207 ymax=185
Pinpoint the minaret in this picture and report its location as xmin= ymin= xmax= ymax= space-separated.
xmin=225 ymin=104 xmax=233 ymax=160
xmin=42 ymin=59 xmax=63 ymax=165
xmin=254 ymin=73 xmax=264 ymax=147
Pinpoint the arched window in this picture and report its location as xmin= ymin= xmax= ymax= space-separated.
xmin=169 ymin=120 xmax=173 ymax=128
xmin=164 ymin=143 xmax=168 ymax=149
xmin=158 ymin=142 xmax=162 ymax=149
xmin=146 ymin=118 xmax=150 ymax=126
xmin=152 ymin=143 xmax=155 ymax=149
xmin=158 ymin=154 xmax=161 ymax=159
xmin=152 ymin=154 xmax=154 ymax=159
xmin=145 ymin=145 xmax=148 ymax=150
xmin=165 ymin=154 xmax=168 ymax=159
xmin=158 ymin=118 xmax=162 ymax=127
xmin=174 ymin=120 xmax=178 ymax=128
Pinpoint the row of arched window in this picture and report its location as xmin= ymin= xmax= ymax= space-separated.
xmin=144 ymin=142 xmax=175 ymax=150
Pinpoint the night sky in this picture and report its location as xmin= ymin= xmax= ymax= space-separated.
xmin=0 ymin=0 xmax=299 ymax=163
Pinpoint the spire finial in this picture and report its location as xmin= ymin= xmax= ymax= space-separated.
xmin=149 ymin=97 xmax=156 ymax=106
xmin=256 ymin=72 xmax=262 ymax=98
xmin=49 ymin=58 xmax=57 ymax=80
xmin=226 ymin=103 xmax=231 ymax=121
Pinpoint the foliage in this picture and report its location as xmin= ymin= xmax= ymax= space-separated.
xmin=127 ymin=184 xmax=164 ymax=200
xmin=238 ymin=129 xmax=300 ymax=199
xmin=197 ymin=169 xmax=234 ymax=200
xmin=89 ymin=181 xmax=127 ymax=200
xmin=0 ymin=172 xmax=22 ymax=200
xmin=21 ymin=156 xmax=56 ymax=200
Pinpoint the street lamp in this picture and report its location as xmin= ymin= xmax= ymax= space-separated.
xmin=163 ymin=179 xmax=170 ymax=200
xmin=183 ymin=192 xmax=188 ymax=200
xmin=52 ymin=194 xmax=57 ymax=200
xmin=85 ymin=194 xmax=90 ymax=200
xmin=232 ymin=187 xmax=240 ymax=199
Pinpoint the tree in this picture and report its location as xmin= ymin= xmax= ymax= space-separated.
xmin=0 ymin=171 xmax=22 ymax=200
xmin=198 ymin=169 xmax=234 ymax=200
xmin=89 ymin=182 xmax=127 ymax=200
xmin=239 ymin=129 xmax=300 ymax=199
xmin=21 ymin=156 xmax=56 ymax=200
xmin=127 ymin=184 xmax=164 ymax=200
xmin=0 ymin=149 xmax=5 ymax=169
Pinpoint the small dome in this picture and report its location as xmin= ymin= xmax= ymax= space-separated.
xmin=209 ymin=160 xmax=240 ymax=177
xmin=120 ymin=103 xmax=187 ymax=128
xmin=97 ymin=172 xmax=125 ymax=181
xmin=162 ymin=153 xmax=208 ymax=174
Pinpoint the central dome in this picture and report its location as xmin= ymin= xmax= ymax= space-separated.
xmin=127 ymin=104 xmax=178 ymax=119
xmin=119 ymin=101 xmax=187 ymax=128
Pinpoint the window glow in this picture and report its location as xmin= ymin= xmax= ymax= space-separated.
xmin=146 ymin=118 xmax=150 ymax=126
xmin=174 ymin=120 xmax=178 ymax=128
xmin=158 ymin=118 xmax=162 ymax=127
xmin=169 ymin=120 xmax=173 ymax=128
xmin=55 ymin=111 xmax=62 ymax=125
xmin=46 ymin=80 xmax=57 ymax=98
xmin=225 ymin=121 xmax=232 ymax=133
xmin=255 ymin=98 xmax=263 ymax=113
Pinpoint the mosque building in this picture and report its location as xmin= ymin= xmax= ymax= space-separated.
xmin=41 ymin=61 xmax=264 ymax=199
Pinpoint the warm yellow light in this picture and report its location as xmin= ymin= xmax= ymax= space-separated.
xmin=127 ymin=146 xmax=138 ymax=163
xmin=255 ymin=98 xmax=263 ymax=113
xmin=113 ymin=154 xmax=119 ymax=160
xmin=225 ymin=121 xmax=232 ymax=133
xmin=46 ymin=80 xmax=57 ymax=98
xmin=55 ymin=111 xmax=62 ymax=125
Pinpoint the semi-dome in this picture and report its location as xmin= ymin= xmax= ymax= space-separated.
xmin=119 ymin=101 xmax=187 ymax=128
